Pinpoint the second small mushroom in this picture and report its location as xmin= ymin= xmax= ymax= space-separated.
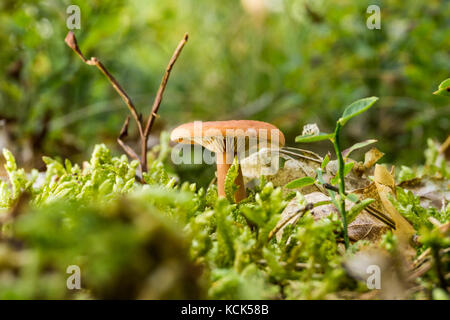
xmin=170 ymin=120 xmax=285 ymax=202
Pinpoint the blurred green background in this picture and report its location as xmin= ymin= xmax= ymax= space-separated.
xmin=0 ymin=0 xmax=449 ymax=183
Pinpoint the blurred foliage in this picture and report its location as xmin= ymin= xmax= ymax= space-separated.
xmin=0 ymin=0 xmax=449 ymax=177
xmin=0 ymin=142 xmax=203 ymax=299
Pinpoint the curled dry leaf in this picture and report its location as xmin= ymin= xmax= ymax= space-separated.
xmin=374 ymin=165 xmax=415 ymax=239
xmin=374 ymin=165 xmax=416 ymax=260
xmin=364 ymin=147 xmax=385 ymax=169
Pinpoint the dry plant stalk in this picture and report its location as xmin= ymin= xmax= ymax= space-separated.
xmin=65 ymin=31 xmax=188 ymax=177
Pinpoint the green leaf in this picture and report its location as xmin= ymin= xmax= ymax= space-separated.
xmin=215 ymin=199 xmax=236 ymax=266
xmin=206 ymin=184 xmax=218 ymax=206
xmin=330 ymin=175 xmax=338 ymax=185
xmin=2 ymin=149 xmax=17 ymax=172
xmin=295 ymin=132 xmax=334 ymax=143
xmin=343 ymin=162 xmax=354 ymax=176
xmin=347 ymin=198 xmax=375 ymax=224
xmin=315 ymin=168 xmax=326 ymax=185
xmin=339 ymin=97 xmax=379 ymax=126
xmin=433 ymin=78 xmax=450 ymax=96
xmin=225 ymin=157 xmax=240 ymax=203
xmin=285 ymin=176 xmax=315 ymax=189
xmin=342 ymin=139 xmax=377 ymax=159
xmin=321 ymin=154 xmax=330 ymax=170
xmin=346 ymin=193 xmax=360 ymax=203
xmin=64 ymin=159 xmax=72 ymax=172
xmin=241 ymin=204 xmax=265 ymax=227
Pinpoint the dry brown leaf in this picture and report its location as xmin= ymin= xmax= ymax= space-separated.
xmin=374 ymin=165 xmax=415 ymax=259
xmin=352 ymin=182 xmax=383 ymax=211
xmin=364 ymin=147 xmax=384 ymax=169
xmin=347 ymin=213 xmax=390 ymax=242
xmin=374 ymin=164 xmax=395 ymax=187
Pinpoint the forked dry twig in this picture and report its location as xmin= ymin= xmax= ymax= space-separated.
xmin=65 ymin=31 xmax=188 ymax=178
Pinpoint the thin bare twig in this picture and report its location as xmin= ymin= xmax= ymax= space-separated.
xmin=117 ymin=116 xmax=139 ymax=161
xmin=144 ymin=33 xmax=189 ymax=137
xmin=65 ymin=31 xmax=144 ymax=140
xmin=65 ymin=31 xmax=188 ymax=176
xmin=142 ymin=33 xmax=189 ymax=172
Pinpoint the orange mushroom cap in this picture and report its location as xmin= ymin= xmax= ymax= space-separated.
xmin=170 ymin=120 xmax=285 ymax=154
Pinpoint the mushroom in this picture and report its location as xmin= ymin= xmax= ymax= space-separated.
xmin=170 ymin=120 xmax=285 ymax=202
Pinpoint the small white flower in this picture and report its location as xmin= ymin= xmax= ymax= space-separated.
xmin=302 ymin=123 xmax=320 ymax=136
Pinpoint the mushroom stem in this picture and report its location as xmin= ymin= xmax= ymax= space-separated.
xmin=216 ymin=153 xmax=246 ymax=203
